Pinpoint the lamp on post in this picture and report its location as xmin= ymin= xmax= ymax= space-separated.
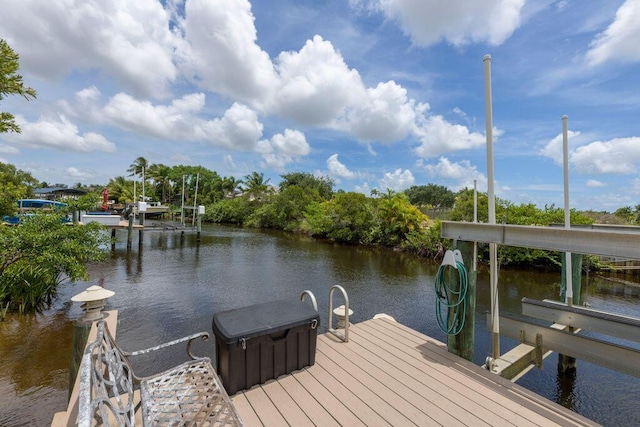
xmin=68 ymin=285 xmax=115 ymax=398
xmin=71 ymin=285 xmax=115 ymax=322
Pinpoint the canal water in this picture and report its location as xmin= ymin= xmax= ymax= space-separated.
xmin=1 ymin=224 xmax=639 ymax=426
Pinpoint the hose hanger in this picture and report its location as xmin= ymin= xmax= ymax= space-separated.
xmin=435 ymin=249 xmax=469 ymax=336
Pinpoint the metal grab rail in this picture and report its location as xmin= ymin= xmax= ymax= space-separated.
xmin=300 ymin=290 xmax=318 ymax=311
xmin=328 ymin=285 xmax=349 ymax=342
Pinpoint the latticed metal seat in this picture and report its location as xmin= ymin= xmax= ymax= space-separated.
xmin=78 ymin=320 xmax=243 ymax=426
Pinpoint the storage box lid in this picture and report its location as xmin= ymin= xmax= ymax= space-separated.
xmin=212 ymin=299 xmax=320 ymax=344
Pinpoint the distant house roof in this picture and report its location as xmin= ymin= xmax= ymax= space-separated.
xmin=34 ymin=187 xmax=86 ymax=198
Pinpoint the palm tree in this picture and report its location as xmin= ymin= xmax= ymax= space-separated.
xmin=127 ymin=157 xmax=148 ymax=177
xmin=147 ymin=163 xmax=172 ymax=203
xmin=106 ymin=176 xmax=134 ymax=203
xmin=222 ymin=176 xmax=242 ymax=198
xmin=242 ymin=172 xmax=271 ymax=200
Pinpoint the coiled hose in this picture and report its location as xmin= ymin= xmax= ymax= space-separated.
xmin=435 ymin=260 xmax=469 ymax=335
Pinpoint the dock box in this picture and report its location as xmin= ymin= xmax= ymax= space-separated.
xmin=212 ymin=299 xmax=320 ymax=395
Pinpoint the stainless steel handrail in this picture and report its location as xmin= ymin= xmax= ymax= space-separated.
xmin=328 ymin=285 xmax=349 ymax=342
xmin=300 ymin=290 xmax=318 ymax=311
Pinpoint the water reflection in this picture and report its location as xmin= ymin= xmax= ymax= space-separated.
xmin=1 ymin=224 xmax=639 ymax=426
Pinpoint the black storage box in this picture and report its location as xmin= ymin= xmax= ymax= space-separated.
xmin=212 ymin=299 xmax=320 ymax=395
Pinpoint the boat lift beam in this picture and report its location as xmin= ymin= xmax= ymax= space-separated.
xmin=495 ymin=313 xmax=640 ymax=378
xmin=522 ymin=298 xmax=640 ymax=344
xmin=441 ymin=221 xmax=640 ymax=259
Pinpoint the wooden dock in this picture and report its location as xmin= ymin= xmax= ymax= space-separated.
xmin=231 ymin=316 xmax=598 ymax=426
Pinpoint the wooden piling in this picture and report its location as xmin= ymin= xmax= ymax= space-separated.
xmin=447 ymin=240 xmax=476 ymax=361
xmin=127 ymin=215 xmax=133 ymax=249
xmin=559 ymin=253 xmax=583 ymax=374
xmin=68 ymin=320 xmax=91 ymax=401
xmin=197 ymin=213 xmax=202 ymax=242
xmin=139 ymin=213 xmax=145 ymax=246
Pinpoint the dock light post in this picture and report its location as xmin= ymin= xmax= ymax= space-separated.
xmin=71 ymin=285 xmax=115 ymax=322
xmin=69 ymin=285 xmax=115 ymax=398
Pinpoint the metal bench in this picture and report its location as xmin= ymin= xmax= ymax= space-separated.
xmin=78 ymin=320 xmax=243 ymax=426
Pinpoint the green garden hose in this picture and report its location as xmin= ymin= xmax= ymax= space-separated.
xmin=434 ymin=259 xmax=469 ymax=335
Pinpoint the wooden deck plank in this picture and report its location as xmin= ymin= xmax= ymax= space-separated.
xmin=352 ymin=321 xmax=531 ymax=426
xmin=305 ymin=359 xmax=394 ymax=427
xmin=293 ymin=368 xmax=366 ymax=427
xmin=344 ymin=325 xmax=502 ymax=427
xmin=367 ymin=318 xmax=576 ymax=425
xmin=259 ymin=380 xmax=315 ymax=427
xmin=242 ymin=386 xmax=288 ymax=427
xmin=230 ymin=392 xmax=263 ymax=427
xmin=318 ymin=334 xmax=443 ymax=426
xmin=372 ymin=317 xmax=597 ymax=426
xmin=276 ymin=373 xmax=341 ymax=427
xmin=312 ymin=345 xmax=414 ymax=426
xmin=230 ymin=317 xmax=599 ymax=427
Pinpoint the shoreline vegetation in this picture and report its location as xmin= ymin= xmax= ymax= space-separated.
xmin=0 ymin=158 xmax=635 ymax=314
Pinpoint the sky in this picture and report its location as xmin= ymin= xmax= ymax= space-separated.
xmin=0 ymin=0 xmax=639 ymax=212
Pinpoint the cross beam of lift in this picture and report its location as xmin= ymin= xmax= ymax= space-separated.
xmin=441 ymin=221 xmax=640 ymax=378
xmin=440 ymin=221 xmax=640 ymax=259
xmin=496 ymin=299 xmax=640 ymax=378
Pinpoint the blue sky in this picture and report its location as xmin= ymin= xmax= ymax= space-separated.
xmin=1 ymin=0 xmax=639 ymax=211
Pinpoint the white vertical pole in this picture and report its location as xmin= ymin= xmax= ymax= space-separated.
xmin=142 ymin=167 xmax=145 ymax=201
xmin=563 ymin=115 xmax=573 ymax=306
xmin=484 ymin=54 xmax=500 ymax=360
xmin=473 ymin=178 xmax=478 ymax=272
xmin=192 ymin=173 xmax=199 ymax=228
xmin=133 ymin=179 xmax=136 ymax=222
xmin=181 ymin=175 xmax=186 ymax=227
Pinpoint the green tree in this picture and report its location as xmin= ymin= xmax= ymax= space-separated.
xmin=0 ymin=39 xmax=37 ymax=133
xmin=106 ymin=176 xmax=134 ymax=203
xmin=0 ymin=182 xmax=26 ymax=218
xmin=246 ymin=185 xmax=321 ymax=231
xmin=0 ymin=214 xmax=109 ymax=313
xmin=375 ymin=194 xmax=429 ymax=246
xmin=304 ymin=192 xmax=377 ymax=244
xmin=242 ymin=172 xmax=272 ymax=200
xmin=206 ymin=197 xmax=257 ymax=224
xmin=127 ymin=156 xmax=148 ymax=177
xmin=403 ymin=184 xmax=456 ymax=208
xmin=0 ymin=162 xmax=37 ymax=216
xmin=147 ymin=163 xmax=172 ymax=203
xmin=279 ymin=172 xmax=334 ymax=200
xmin=222 ymin=176 xmax=242 ymax=198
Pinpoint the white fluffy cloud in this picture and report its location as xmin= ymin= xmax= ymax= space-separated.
xmin=540 ymin=130 xmax=582 ymax=164
xmin=356 ymin=0 xmax=525 ymax=47
xmin=414 ymin=115 xmax=486 ymax=158
xmin=0 ymin=0 xmax=179 ymax=98
xmin=571 ymin=137 xmax=640 ymax=174
xmin=103 ymin=92 xmax=207 ymax=139
xmin=0 ymin=144 xmax=19 ymax=154
xmin=419 ymin=157 xmax=487 ymax=191
xmin=67 ymin=90 xmax=266 ymax=151
xmin=257 ymin=129 xmax=310 ymax=170
xmin=586 ymin=179 xmax=606 ymax=187
xmin=542 ymin=131 xmax=640 ymax=175
xmin=178 ymin=0 xmax=277 ymax=102
xmin=271 ymin=36 xmax=364 ymax=126
xmin=327 ymin=154 xmax=356 ymax=179
xmin=5 ymin=115 xmax=116 ymax=153
xmin=346 ymin=81 xmax=423 ymax=143
xmin=379 ymin=168 xmax=414 ymax=191
xmin=586 ymin=0 xmax=640 ymax=66
xmin=66 ymin=167 xmax=93 ymax=179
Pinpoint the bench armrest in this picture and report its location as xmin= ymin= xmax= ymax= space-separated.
xmin=124 ymin=331 xmax=210 ymax=360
